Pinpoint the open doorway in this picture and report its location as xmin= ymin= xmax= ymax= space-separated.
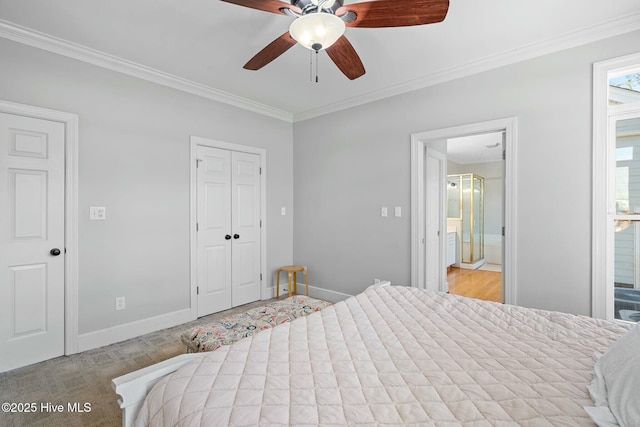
xmin=410 ymin=117 xmax=517 ymax=306
xmin=446 ymin=132 xmax=504 ymax=303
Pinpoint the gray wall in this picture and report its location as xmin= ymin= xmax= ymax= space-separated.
xmin=2 ymin=28 xmax=638 ymax=334
xmin=0 ymin=38 xmax=294 ymax=334
xmin=293 ymin=31 xmax=640 ymax=316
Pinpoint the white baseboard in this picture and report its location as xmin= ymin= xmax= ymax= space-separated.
xmin=82 ymin=285 xmax=353 ymax=353
xmin=78 ymin=308 xmax=194 ymax=352
xmin=308 ymin=285 xmax=352 ymax=303
xmin=265 ymin=284 xmax=353 ymax=303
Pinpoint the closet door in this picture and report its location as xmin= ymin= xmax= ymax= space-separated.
xmin=197 ymin=147 xmax=232 ymax=315
xmin=196 ymin=146 xmax=262 ymax=316
xmin=231 ymin=151 xmax=261 ymax=306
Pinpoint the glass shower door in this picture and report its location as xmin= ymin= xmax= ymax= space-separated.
xmin=456 ymin=173 xmax=484 ymax=266
xmin=473 ymin=175 xmax=484 ymax=263
xmin=461 ymin=175 xmax=471 ymax=263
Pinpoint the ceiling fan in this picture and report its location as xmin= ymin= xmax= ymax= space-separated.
xmin=222 ymin=0 xmax=450 ymax=80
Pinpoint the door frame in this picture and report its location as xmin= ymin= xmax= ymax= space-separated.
xmin=411 ymin=117 xmax=518 ymax=305
xmin=189 ymin=136 xmax=267 ymax=318
xmin=0 ymin=100 xmax=80 ymax=355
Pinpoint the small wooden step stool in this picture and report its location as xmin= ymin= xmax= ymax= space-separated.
xmin=276 ymin=265 xmax=308 ymax=298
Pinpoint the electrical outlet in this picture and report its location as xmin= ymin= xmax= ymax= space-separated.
xmin=115 ymin=296 xmax=126 ymax=311
xmin=90 ymin=206 xmax=106 ymax=220
xmin=281 ymin=287 xmax=288 ymax=294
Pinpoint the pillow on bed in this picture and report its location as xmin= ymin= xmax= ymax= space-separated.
xmin=587 ymin=322 xmax=640 ymax=427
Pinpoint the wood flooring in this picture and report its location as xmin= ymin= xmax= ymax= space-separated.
xmin=447 ymin=267 xmax=502 ymax=303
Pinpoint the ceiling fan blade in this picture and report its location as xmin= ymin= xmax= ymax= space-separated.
xmin=243 ymin=32 xmax=297 ymax=70
xmin=337 ymin=0 xmax=449 ymax=28
xmin=325 ymin=36 xmax=366 ymax=80
xmin=221 ymin=0 xmax=300 ymax=15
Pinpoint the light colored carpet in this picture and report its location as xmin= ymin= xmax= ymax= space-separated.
xmin=0 ymin=298 xmax=275 ymax=427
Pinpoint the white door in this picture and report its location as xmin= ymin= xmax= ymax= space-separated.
xmin=0 ymin=113 xmax=65 ymax=372
xmin=230 ymin=151 xmax=261 ymax=306
xmin=425 ymin=147 xmax=446 ymax=292
xmin=197 ymin=147 xmax=233 ymax=315
xmin=609 ymin=112 xmax=640 ymax=321
xmin=196 ymin=146 xmax=261 ymax=316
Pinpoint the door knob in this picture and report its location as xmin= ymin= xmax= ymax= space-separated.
xmin=225 ymin=234 xmax=232 ymax=240
xmin=50 ymin=248 xmax=61 ymax=256
xmin=233 ymin=234 xmax=240 ymax=239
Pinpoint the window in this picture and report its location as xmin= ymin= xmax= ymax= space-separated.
xmin=611 ymin=115 xmax=640 ymax=322
xmin=609 ymin=72 xmax=640 ymax=106
xmin=593 ymin=54 xmax=640 ymax=322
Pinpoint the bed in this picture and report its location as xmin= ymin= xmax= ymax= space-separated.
xmin=113 ymin=284 xmax=639 ymax=426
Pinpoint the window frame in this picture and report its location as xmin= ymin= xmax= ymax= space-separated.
xmin=592 ymin=53 xmax=640 ymax=320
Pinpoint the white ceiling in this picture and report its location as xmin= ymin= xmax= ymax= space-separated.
xmin=1 ymin=0 xmax=639 ymax=121
xmin=447 ymin=132 xmax=503 ymax=164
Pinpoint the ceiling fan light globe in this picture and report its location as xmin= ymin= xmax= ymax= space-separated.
xmin=289 ymin=13 xmax=345 ymax=51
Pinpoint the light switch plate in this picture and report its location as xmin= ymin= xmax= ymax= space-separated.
xmin=90 ymin=206 xmax=106 ymax=220
xmin=395 ymin=207 xmax=402 ymax=217
xmin=381 ymin=207 xmax=388 ymax=217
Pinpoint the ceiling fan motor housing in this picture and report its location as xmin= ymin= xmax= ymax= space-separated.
xmin=292 ymin=0 xmax=343 ymax=15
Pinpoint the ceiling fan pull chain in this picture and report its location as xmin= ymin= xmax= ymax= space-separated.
xmin=309 ymin=48 xmax=320 ymax=83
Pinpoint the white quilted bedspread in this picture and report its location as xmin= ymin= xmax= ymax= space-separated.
xmin=135 ymin=286 xmax=630 ymax=426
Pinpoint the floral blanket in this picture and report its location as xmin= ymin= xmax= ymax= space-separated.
xmin=181 ymin=295 xmax=331 ymax=352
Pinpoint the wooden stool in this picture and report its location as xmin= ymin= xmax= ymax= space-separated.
xmin=276 ymin=266 xmax=308 ymax=298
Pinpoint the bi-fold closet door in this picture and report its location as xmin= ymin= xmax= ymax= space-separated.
xmin=196 ymin=145 xmax=261 ymax=316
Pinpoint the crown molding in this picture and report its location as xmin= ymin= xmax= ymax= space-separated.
xmin=2 ymin=13 xmax=639 ymax=124
xmin=0 ymin=20 xmax=293 ymax=123
xmin=292 ymin=12 xmax=640 ymax=122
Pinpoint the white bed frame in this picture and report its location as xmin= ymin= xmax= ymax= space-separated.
xmin=112 ymin=281 xmax=388 ymax=427
xmin=112 ymin=353 xmax=205 ymax=427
